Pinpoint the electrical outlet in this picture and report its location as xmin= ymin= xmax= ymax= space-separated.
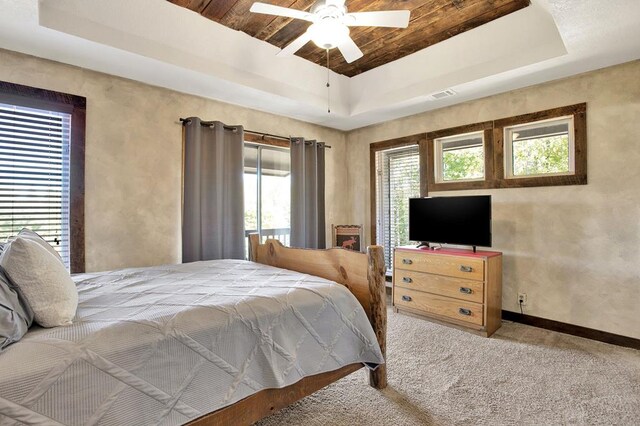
xmin=518 ymin=293 xmax=527 ymax=306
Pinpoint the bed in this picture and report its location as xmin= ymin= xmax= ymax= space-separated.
xmin=0 ymin=235 xmax=387 ymax=425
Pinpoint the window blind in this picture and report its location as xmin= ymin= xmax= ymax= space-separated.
xmin=0 ymin=102 xmax=71 ymax=268
xmin=376 ymin=146 xmax=420 ymax=270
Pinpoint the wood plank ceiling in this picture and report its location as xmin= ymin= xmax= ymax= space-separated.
xmin=167 ymin=0 xmax=530 ymax=77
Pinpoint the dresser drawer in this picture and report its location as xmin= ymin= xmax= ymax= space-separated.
xmin=394 ymin=251 xmax=484 ymax=281
xmin=394 ymin=269 xmax=484 ymax=304
xmin=394 ymin=288 xmax=484 ymax=326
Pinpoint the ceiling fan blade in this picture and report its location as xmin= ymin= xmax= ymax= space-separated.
xmin=344 ymin=10 xmax=411 ymax=28
xmin=337 ymin=37 xmax=363 ymax=63
xmin=250 ymin=2 xmax=314 ymax=21
xmin=277 ymin=32 xmax=313 ymax=57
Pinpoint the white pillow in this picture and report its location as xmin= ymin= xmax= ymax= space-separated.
xmin=6 ymin=228 xmax=64 ymax=266
xmin=0 ymin=237 xmax=77 ymax=327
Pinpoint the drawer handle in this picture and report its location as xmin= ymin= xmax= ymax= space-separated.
xmin=459 ymin=265 xmax=473 ymax=273
xmin=402 ymin=295 xmax=413 ymax=302
xmin=458 ymin=308 xmax=472 ymax=316
xmin=402 ymin=258 xmax=413 ymax=265
xmin=459 ymin=287 xmax=473 ymax=294
xmin=402 ymin=277 xmax=413 ymax=284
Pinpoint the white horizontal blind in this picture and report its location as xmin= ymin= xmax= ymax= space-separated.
xmin=0 ymin=102 xmax=71 ymax=268
xmin=376 ymin=146 xmax=420 ymax=269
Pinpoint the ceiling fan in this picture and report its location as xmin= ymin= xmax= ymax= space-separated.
xmin=250 ymin=0 xmax=411 ymax=64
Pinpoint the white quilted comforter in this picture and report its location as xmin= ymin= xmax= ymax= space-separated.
xmin=0 ymin=260 xmax=384 ymax=425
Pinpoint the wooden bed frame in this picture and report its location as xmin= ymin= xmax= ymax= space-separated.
xmin=188 ymin=235 xmax=387 ymax=425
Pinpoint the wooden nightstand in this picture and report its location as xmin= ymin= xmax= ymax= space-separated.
xmin=392 ymin=246 xmax=502 ymax=337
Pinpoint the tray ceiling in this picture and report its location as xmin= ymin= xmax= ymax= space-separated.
xmin=5 ymin=0 xmax=639 ymax=130
xmin=168 ymin=0 xmax=531 ymax=77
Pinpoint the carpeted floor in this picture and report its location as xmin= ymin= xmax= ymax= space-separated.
xmin=257 ymin=304 xmax=640 ymax=425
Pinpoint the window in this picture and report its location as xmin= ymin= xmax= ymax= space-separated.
xmin=369 ymin=105 xmax=587 ymax=266
xmin=0 ymin=81 xmax=85 ymax=272
xmin=426 ymin=122 xmax=493 ymax=191
xmin=0 ymin=102 xmax=71 ymax=266
xmin=434 ymin=131 xmax=485 ymax=182
xmin=504 ymin=116 xmax=574 ymax=178
xmin=244 ymin=143 xmax=290 ymax=253
xmin=423 ymin=103 xmax=586 ymax=191
xmin=375 ymin=145 xmax=420 ymax=270
xmin=494 ymin=103 xmax=586 ymax=187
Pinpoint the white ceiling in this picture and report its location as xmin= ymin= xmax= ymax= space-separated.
xmin=0 ymin=0 xmax=639 ymax=131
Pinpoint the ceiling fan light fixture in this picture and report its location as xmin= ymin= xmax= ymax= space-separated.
xmin=250 ymin=1 xmax=409 ymax=63
xmin=307 ymin=20 xmax=350 ymax=49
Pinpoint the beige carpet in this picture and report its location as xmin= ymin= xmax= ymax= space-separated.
xmin=257 ymin=306 xmax=640 ymax=425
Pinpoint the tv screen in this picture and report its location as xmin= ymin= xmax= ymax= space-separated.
xmin=409 ymin=196 xmax=492 ymax=248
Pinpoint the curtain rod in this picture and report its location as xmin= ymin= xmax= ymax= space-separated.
xmin=179 ymin=118 xmax=331 ymax=148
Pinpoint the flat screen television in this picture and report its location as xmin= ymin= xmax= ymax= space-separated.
xmin=409 ymin=195 xmax=492 ymax=250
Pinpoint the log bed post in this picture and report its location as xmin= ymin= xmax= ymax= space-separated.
xmin=249 ymin=233 xmax=259 ymax=262
xmin=367 ymin=245 xmax=387 ymax=389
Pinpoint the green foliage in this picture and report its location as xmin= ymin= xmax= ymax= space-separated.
xmin=512 ymin=135 xmax=569 ymax=176
xmin=442 ymin=146 xmax=484 ymax=181
xmin=438 ymin=135 xmax=569 ymax=180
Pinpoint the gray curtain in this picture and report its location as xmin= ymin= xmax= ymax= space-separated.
xmin=290 ymin=138 xmax=326 ymax=249
xmin=182 ymin=118 xmax=245 ymax=262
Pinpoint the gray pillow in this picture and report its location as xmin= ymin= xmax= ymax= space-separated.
xmin=0 ymin=237 xmax=77 ymax=328
xmin=0 ymin=244 xmax=34 ymax=352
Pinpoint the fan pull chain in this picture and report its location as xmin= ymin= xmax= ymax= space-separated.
xmin=326 ymin=49 xmax=331 ymax=114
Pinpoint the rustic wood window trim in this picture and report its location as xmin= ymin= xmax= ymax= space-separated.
xmin=369 ymin=134 xmax=426 ymax=245
xmin=493 ymin=103 xmax=587 ymax=188
xmin=425 ymin=121 xmax=495 ymax=192
xmin=243 ymin=132 xmax=290 ymax=148
xmin=422 ymin=103 xmax=587 ymax=191
xmin=369 ymin=104 xmax=587 ymax=254
xmin=0 ymin=81 xmax=86 ymax=273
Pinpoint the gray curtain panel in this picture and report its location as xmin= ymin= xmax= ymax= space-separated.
xmin=182 ymin=118 xmax=245 ymax=262
xmin=290 ymin=138 xmax=326 ymax=249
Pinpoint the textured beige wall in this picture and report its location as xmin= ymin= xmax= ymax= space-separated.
xmin=0 ymin=49 xmax=349 ymax=272
xmin=2 ymin=46 xmax=638 ymax=339
xmin=346 ymin=60 xmax=640 ymax=339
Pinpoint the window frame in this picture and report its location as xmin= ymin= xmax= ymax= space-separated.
xmin=503 ymin=115 xmax=575 ymax=179
xmin=375 ymin=144 xmax=421 ymax=269
xmin=425 ymin=121 xmax=494 ymax=192
xmin=369 ymin=103 xmax=587 ymax=264
xmin=369 ymin=134 xmax=425 ymax=249
xmin=243 ymin=132 xmax=289 ymax=149
xmin=494 ymin=103 xmax=587 ymax=188
xmin=0 ymin=81 xmax=86 ymax=273
xmin=434 ymin=130 xmax=487 ymax=184
xmin=243 ymin=140 xmax=291 ymax=247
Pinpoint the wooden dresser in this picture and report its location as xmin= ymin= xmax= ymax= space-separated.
xmin=393 ymin=246 xmax=502 ymax=337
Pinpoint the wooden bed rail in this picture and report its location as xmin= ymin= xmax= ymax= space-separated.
xmin=248 ymin=234 xmax=387 ymax=389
